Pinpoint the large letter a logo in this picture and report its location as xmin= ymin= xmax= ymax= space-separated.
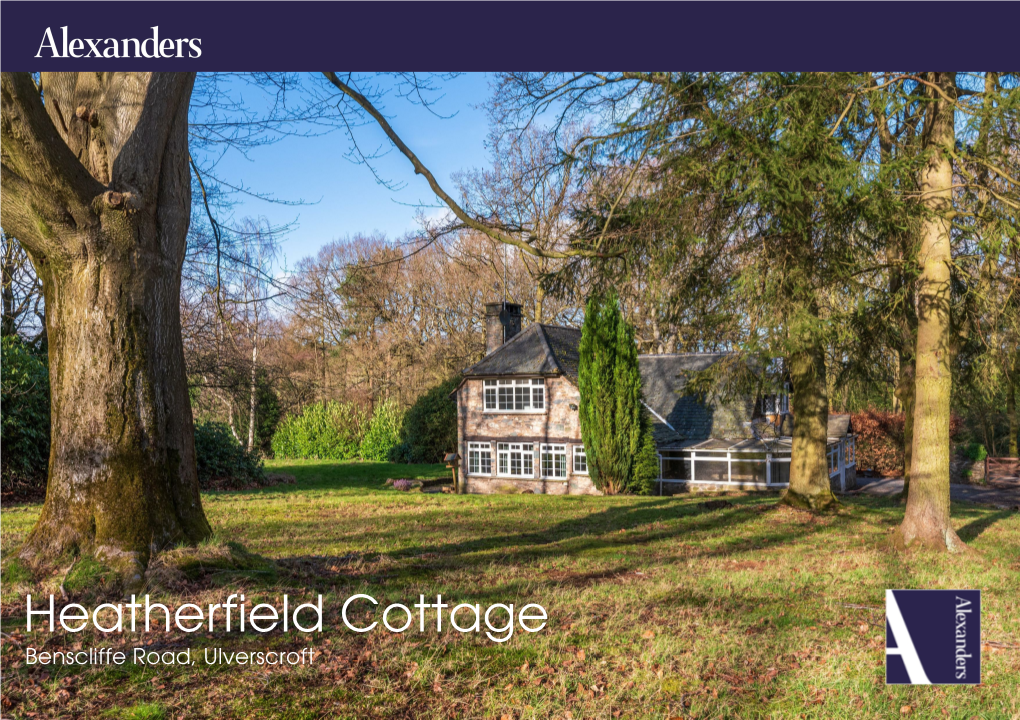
xmin=886 ymin=590 xmax=930 ymax=684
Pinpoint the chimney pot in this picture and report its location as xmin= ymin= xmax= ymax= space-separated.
xmin=484 ymin=302 xmax=522 ymax=354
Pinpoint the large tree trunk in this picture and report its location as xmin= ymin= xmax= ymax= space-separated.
xmin=895 ymin=72 xmax=966 ymax=552
xmin=1 ymin=72 xmax=211 ymax=575
xmin=782 ymin=331 xmax=839 ymax=512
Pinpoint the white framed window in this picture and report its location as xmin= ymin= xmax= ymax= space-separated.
xmin=844 ymin=437 xmax=856 ymax=466
xmin=540 ymin=444 xmax=567 ymax=478
xmin=827 ymin=446 xmax=840 ymax=475
xmin=467 ymin=442 xmax=492 ymax=475
xmin=762 ymin=393 xmax=789 ymax=414
xmin=573 ymin=446 xmax=588 ymax=475
xmin=497 ymin=442 xmax=534 ymax=477
xmin=484 ymin=379 xmax=545 ymax=412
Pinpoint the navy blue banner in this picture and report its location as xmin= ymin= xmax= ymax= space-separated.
xmin=2 ymin=1 xmax=1019 ymax=71
xmin=886 ymin=589 xmax=981 ymax=685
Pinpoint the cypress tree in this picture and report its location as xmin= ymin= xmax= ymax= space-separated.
xmin=579 ymin=291 xmax=651 ymax=494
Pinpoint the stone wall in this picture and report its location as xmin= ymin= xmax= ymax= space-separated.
xmin=456 ymin=375 xmax=598 ymax=495
xmin=464 ymin=476 xmax=599 ymax=496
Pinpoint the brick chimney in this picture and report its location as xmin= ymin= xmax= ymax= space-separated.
xmin=484 ymin=302 xmax=522 ymax=354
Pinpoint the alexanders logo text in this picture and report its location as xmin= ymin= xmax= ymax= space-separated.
xmin=886 ymin=589 xmax=981 ymax=685
xmin=36 ymin=26 xmax=201 ymax=59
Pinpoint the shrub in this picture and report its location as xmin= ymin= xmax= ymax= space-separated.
xmin=632 ymin=425 xmax=660 ymax=495
xmin=390 ymin=377 xmax=459 ymax=464
xmin=392 ymin=479 xmax=413 ymax=491
xmin=962 ymin=442 xmax=987 ymax=464
xmin=850 ymin=410 xmax=963 ymax=475
xmin=194 ymin=421 xmax=265 ymax=488
xmin=850 ymin=410 xmax=905 ymax=476
xmin=1 ymin=336 xmax=50 ymax=494
xmin=359 ymin=400 xmax=403 ymax=461
xmin=271 ymin=400 xmax=368 ymax=460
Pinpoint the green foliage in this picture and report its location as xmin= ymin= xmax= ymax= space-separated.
xmin=1 ymin=336 xmax=50 ymax=492
xmin=248 ymin=377 xmax=282 ymax=455
xmin=194 ymin=421 xmax=265 ymax=488
xmin=963 ymin=442 xmax=988 ymax=464
xmin=359 ymin=400 xmax=404 ymax=461
xmin=632 ymin=425 xmax=659 ymax=495
xmin=271 ymin=401 xmax=369 ymax=460
xmin=578 ymin=292 xmax=648 ymax=494
xmin=391 ymin=376 xmax=459 ymax=464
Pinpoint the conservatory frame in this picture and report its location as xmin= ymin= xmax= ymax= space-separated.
xmin=656 ymin=435 xmax=856 ymax=493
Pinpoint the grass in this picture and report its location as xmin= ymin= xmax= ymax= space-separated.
xmin=1 ymin=459 xmax=1018 ymax=719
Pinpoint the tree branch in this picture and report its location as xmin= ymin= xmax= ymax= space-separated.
xmin=0 ymin=72 xmax=104 ymax=256
xmin=321 ymin=71 xmax=620 ymax=260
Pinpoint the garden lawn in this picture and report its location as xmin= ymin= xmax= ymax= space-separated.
xmin=2 ymin=460 xmax=1019 ymax=719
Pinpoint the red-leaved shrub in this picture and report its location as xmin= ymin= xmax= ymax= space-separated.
xmin=849 ymin=410 xmax=963 ymax=476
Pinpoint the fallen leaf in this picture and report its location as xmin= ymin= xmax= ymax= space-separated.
xmin=642 ymin=630 xmax=655 ymax=639
xmin=900 ymin=706 xmax=913 ymax=715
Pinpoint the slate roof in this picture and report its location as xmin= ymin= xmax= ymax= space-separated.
xmin=637 ymin=353 xmax=732 ymax=444
xmin=827 ymin=414 xmax=852 ymax=438
xmin=461 ymin=323 xmax=582 ymax=379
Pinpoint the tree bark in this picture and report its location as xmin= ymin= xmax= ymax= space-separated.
xmin=895 ymin=72 xmax=966 ymax=552
xmin=896 ymin=350 xmax=915 ymax=493
xmin=247 ymin=340 xmax=258 ymax=452
xmin=781 ymin=331 xmax=839 ymax=512
xmin=1 ymin=72 xmax=212 ymax=574
xmin=1 ymin=237 xmax=16 ymax=337
xmin=1008 ymin=376 xmax=1018 ymax=458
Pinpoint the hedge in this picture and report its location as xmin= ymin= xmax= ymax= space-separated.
xmin=271 ymin=400 xmax=369 ymax=460
xmin=359 ymin=400 xmax=403 ymax=461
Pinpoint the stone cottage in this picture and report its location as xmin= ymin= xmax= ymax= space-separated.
xmin=452 ymin=302 xmax=856 ymax=495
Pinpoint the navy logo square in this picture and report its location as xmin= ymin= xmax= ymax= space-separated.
xmin=886 ymin=589 xmax=981 ymax=685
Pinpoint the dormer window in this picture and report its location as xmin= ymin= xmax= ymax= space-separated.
xmin=483 ymin=379 xmax=545 ymax=412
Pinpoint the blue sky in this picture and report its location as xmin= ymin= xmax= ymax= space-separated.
xmin=208 ymin=72 xmax=494 ymax=269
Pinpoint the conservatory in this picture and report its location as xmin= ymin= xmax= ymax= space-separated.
xmin=656 ymin=433 xmax=856 ymax=493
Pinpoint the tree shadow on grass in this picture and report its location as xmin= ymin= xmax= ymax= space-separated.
xmin=387 ymin=497 xmax=765 ymax=561
xmin=955 ymin=509 xmax=1016 ymax=543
